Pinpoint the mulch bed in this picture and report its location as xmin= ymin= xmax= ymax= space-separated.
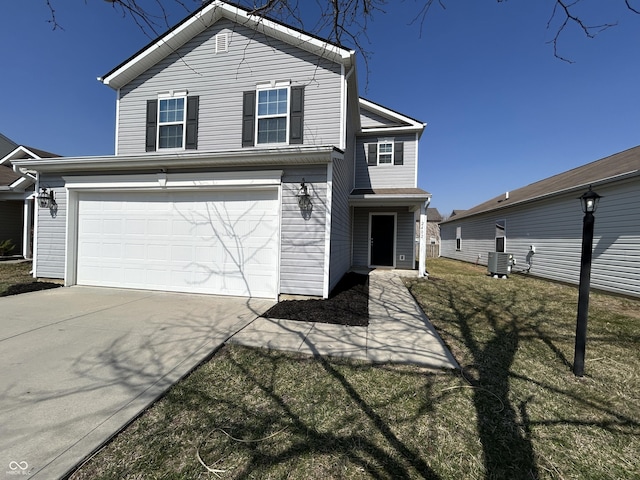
xmin=0 ymin=282 xmax=62 ymax=297
xmin=261 ymin=272 xmax=369 ymax=326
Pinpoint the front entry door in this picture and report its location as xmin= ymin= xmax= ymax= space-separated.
xmin=370 ymin=214 xmax=395 ymax=266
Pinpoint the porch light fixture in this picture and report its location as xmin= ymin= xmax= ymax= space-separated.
xmin=573 ymin=185 xmax=601 ymax=377
xmin=296 ymin=178 xmax=312 ymax=211
xmin=37 ymin=187 xmax=55 ymax=209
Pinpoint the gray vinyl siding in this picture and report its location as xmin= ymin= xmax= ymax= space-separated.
xmin=352 ymin=207 xmax=416 ymax=269
xmin=354 ymin=134 xmax=417 ymax=189
xmin=328 ymin=157 xmax=354 ymax=293
xmin=0 ymin=201 xmax=23 ymax=252
xmin=360 ymin=108 xmax=403 ymax=128
xmin=280 ymin=165 xmax=328 ymax=297
xmin=117 ymin=19 xmax=343 ymax=155
xmin=35 ymin=176 xmax=66 ymax=279
xmin=441 ymin=177 xmax=640 ymax=298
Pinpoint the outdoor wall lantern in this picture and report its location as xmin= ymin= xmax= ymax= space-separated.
xmin=296 ymin=178 xmax=312 ymax=211
xmin=37 ymin=187 xmax=56 ymax=209
xmin=573 ymin=185 xmax=601 ymax=377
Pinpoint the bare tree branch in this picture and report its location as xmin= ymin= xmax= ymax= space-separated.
xmin=42 ymin=0 xmax=640 ymax=63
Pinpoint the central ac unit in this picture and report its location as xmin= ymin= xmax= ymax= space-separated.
xmin=487 ymin=252 xmax=514 ymax=277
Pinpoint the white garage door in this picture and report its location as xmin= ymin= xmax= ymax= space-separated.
xmin=77 ymin=189 xmax=279 ymax=298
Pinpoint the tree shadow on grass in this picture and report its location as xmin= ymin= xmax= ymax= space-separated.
xmin=416 ymin=282 xmax=543 ymax=479
xmin=206 ymin=346 xmax=442 ymax=480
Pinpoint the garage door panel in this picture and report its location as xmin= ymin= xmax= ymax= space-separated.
xmin=77 ymin=190 xmax=278 ymax=298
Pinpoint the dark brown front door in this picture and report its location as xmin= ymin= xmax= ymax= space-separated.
xmin=370 ymin=214 xmax=394 ymax=266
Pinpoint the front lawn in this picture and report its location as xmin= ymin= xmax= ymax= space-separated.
xmin=67 ymin=258 xmax=639 ymax=479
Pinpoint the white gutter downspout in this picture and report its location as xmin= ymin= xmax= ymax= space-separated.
xmin=418 ymin=197 xmax=431 ymax=278
xmin=340 ymin=65 xmax=355 ymax=151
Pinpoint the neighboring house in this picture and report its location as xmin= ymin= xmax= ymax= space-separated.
xmin=415 ymin=207 xmax=442 ymax=259
xmin=427 ymin=207 xmax=442 ymax=257
xmin=0 ymin=133 xmax=59 ymax=259
xmin=13 ymin=1 xmax=430 ymax=299
xmin=440 ymin=146 xmax=640 ymax=298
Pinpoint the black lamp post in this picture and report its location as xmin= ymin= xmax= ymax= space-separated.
xmin=573 ymin=185 xmax=601 ymax=377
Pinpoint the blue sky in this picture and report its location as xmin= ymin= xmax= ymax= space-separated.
xmin=1 ymin=1 xmax=638 ymax=216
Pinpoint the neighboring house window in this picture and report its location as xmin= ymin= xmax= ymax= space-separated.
xmin=456 ymin=226 xmax=462 ymax=251
xmin=145 ymin=93 xmax=199 ymax=152
xmin=367 ymin=141 xmax=404 ymax=166
xmin=496 ymin=219 xmax=506 ymax=253
xmin=242 ymin=85 xmax=304 ymax=147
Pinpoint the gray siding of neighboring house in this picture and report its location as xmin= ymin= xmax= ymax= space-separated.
xmin=0 ymin=201 xmax=23 ymax=253
xmin=35 ymin=176 xmax=66 ymax=279
xmin=352 ymin=207 xmax=415 ymax=270
xmin=441 ymin=177 xmax=640 ymax=298
xmin=280 ymin=165 xmax=328 ymax=296
xmin=117 ymin=19 xmax=343 ymax=155
xmin=354 ymin=133 xmax=417 ymax=189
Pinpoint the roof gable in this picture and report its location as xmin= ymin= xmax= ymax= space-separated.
xmin=1 ymin=145 xmax=60 ymax=190
xmin=359 ymin=98 xmax=426 ymax=137
xmin=0 ymin=133 xmax=18 ymax=159
xmin=444 ymin=145 xmax=640 ymax=222
xmin=100 ymin=0 xmax=355 ymax=90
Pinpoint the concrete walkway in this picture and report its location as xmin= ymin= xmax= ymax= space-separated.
xmin=230 ymin=269 xmax=459 ymax=370
xmin=0 ymin=287 xmax=273 ymax=480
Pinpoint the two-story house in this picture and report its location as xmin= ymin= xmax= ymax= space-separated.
xmin=14 ymin=0 xmax=430 ymax=299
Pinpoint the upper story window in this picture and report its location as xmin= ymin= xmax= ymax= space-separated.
xmin=242 ymin=84 xmax=304 ymax=147
xmin=158 ymin=97 xmax=185 ymax=149
xmin=368 ymin=140 xmax=404 ymax=166
xmin=145 ymin=92 xmax=199 ymax=152
xmin=378 ymin=142 xmax=393 ymax=164
xmin=257 ymin=88 xmax=288 ymax=144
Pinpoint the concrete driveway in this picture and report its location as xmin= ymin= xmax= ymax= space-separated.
xmin=0 ymin=286 xmax=273 ymax=480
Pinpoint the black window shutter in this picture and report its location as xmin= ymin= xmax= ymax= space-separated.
xmin=368 ymin=143 xmax=377 ymax=166
xmin=242 ymin=91 xmax=255 ymax=147
xmin=145 ymin=100 xmax=157 ymax=152
xmin=289 ymin=86 xmax=304 ymax=145
xmin=185 ymin=96 xmax=199 ymax=150
xmin=394 ymin=141 xmax=404 ymax=165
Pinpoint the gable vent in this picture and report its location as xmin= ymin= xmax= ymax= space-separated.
xmin=215 ymin=33 xmax=228 ymax=54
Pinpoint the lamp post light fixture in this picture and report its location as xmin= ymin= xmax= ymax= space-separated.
xmin=573 ymin=185 xmax=601 ymax=377
xmin=37 ymin=187 xmax=55 ymax=209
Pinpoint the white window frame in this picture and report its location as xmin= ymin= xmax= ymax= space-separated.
xmin=157 ymin=91 xmax=187 ymax=150
xmin=377 ymin=141 xmax=394 ymax=165
xmin=255 ymin=82 xmax=290 ymax=145
xmin=456 ymin=226 xmax=462 ymax=251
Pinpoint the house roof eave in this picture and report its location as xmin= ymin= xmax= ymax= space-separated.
xmin=12 ymin=146 xmax=342 ymax=174
xmin=440 ymin=168 xmax=640 ymax=224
